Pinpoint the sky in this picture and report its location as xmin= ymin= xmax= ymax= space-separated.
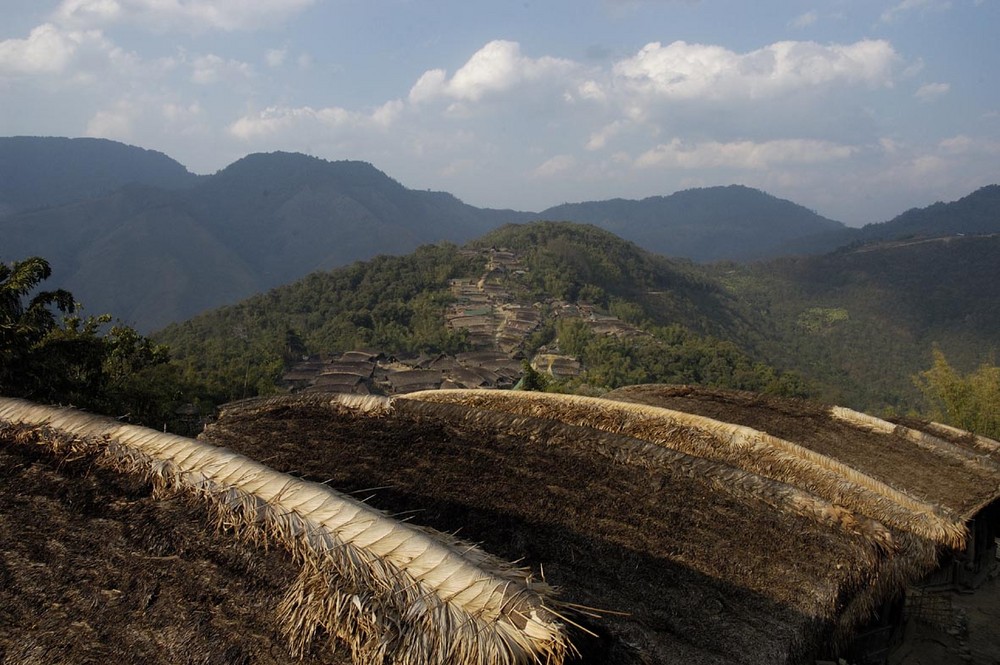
xmin=1 ymin=0 xmax=998 ymax=225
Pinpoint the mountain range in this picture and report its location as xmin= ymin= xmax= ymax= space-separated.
xmin=3 ymin=136 xmax=1000 ymax=332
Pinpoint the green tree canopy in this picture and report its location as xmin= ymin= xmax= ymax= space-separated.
xmin=1 ymin=257 xmax=204 ymax=430
xmin=915 ymin=348 xmax=1000 ymax=439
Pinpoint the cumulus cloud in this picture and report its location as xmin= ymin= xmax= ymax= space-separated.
xmin=408 ymin=40 xmax=575 ymax=104
xmin=53 ymin=0 xmax=316 ymax=32
xmin=914 ymin=81 xmax=949 ymax=102
xmin=586 ymin=122 xmax=625 ymax=151
xmin=0 ymin=23 xmax=103 ymax=75
xmin=634 ymin=138 xmax=856 ymax=170
xmin=228 ymin=101 xmax=404 ymax=141
xmin=610 ymin=39 xmax=898 ymax=103
xmin=265 ymin=48 xmax=286 ymax=68
xmin=86 ymin=98 xmax=138 ymax=139
xmin=939 ymin=134 xmax=1000 ymax=155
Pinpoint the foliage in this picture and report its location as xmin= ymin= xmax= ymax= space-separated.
xmin=0 ymin=257 xmax=76 ymax=388
xmin=915 ymin=348 xmax=1000 ymax=439
xmin=157 ymin=244 xmax=479 ymax=400
xmin=0 ymin=257 xmax=207 ymax=431
xmin=517 ymin=360 xmax=549 ymax=392
xmin=712 ymin=235 xmax=1000 ymax=412
xmin=553 ymin=319 xmax=807 ymax=397
xmin=473 ymin=222 xmax=749 ymax=340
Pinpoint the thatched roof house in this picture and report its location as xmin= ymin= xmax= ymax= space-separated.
xmin=3 ymin=387 xmax=999 ymax=664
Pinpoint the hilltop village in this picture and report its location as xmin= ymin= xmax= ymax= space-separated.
xmin=279 ymin=246 xmax=645 ymax=395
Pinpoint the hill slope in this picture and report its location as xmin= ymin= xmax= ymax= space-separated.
xmin=719 ymin=234 xmax=1000 ymax=409
xmin=0 ymin=136 xmax=199 ymax=216
xmin=537 ymin=185 xmax=845 ymax=261
xmin=158 ymin=220 xmax=1000 ymax=414
xmin=0 ymin=151 xmax=529 ymax=330
xmin=778 ymin=185 xmax=1000 ymax=255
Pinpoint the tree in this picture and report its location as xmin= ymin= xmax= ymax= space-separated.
xmin=0 ymin=257 xmax=75 ymax=394
xmin=915 ymin=348 xmax=1000 ymax=439
xmin=1 ymin=256 xmax=201 ymax=430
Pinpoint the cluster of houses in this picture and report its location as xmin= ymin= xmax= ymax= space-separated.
xmin=281 ymin=350 xmax=524 ymax=395
xmin=281 ymin=246 xmax=653 ymax=393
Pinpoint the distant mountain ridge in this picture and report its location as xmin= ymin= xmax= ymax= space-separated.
xmin=3 ymin=136 xmax=999 ymax=333
xmin=777 ymin=185 xmax=1000 ymax=255
xmin=0 ymin=136 xmax=199 ymax=216
xmin=536 ymin=185 xmax=846 ymax=261
xmin=1 ymin=143 xmax=530 ymax=331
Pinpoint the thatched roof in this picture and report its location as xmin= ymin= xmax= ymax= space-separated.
xmin=0 ymin=397 xmax=569 ymax=665
xmin=5 ymin=386 xmax=999 ymax=664
xmin=0 ymin=420 xmax=346 ymax=665
xmin=604 ymin=384 xmax=1000 ymax=520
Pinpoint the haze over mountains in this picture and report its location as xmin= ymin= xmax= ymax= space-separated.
xmin=3 ymin=136 xmax=999 ymax=332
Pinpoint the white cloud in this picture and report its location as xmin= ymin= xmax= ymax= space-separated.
xmin=265 ymin=48 xmax=286 ymax=68
xmin=53 ymin=0 xmax=316 ymax=32
xmin=634 ymin=138 xmax=856 ymax=169
xmin=371 ymin=99 xmax=404 ymax=128
xmin=881 ymin=0 xmax=952 ymax=22
xmin=228 ymin=101 xmax=403 ymax=141
xmin=577 ymin=80 xmax=607 ymax=102
xmin=408 ymin=40 xmax=575 ymax=104
xmin=789 ymin=11 xmax=818 ymax=28
xmin=0 ymin=23 xmax=102 ymax=75
xmin=408 ymin=68 xmax=447 ymax=104
xmin=190 ymin=53 xmax=254 ymax=84
xmin=586 ymin=121 xmax=624 ymax=150
xmin=914 ymin=81 xmax=949 ymax=102
xmin=86 ymin=98 xmax=138 ymax=139
xmin=939 ymin=134 xmax=1000 ymax=155
xmin=532 ymin=154 xmax=577 ymax=177
xmin=610 ymin=39 xmax=898 ymax=103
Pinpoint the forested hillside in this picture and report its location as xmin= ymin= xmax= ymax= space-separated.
xmin=716 ymin=234 xmax=1000 ymax=410
xmin=777 ymin=185 xmax=1000 ymax=255
xmin=156 ymin=222 xmax=1000 ymax=417
xmin=157 ymin=223 xmax=803 ymax=402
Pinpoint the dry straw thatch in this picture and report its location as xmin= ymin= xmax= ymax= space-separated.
xmin=403 ymin=389 xmax=967 ymax=548
xmin=830 ymin=406 xmax=1000 ymax=494
xmin=0 ymin=397 xmax=570 ymax=665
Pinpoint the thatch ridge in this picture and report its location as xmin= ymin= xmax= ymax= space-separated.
xmin=390 ymin=397 xmax=896 ymax=555
xmin=203 ymin=393 xmax=906 ymax=662
xmin=607 ymin=384 xmax=1000 ymax=523
xmin=0 ymin=397 xmax=570 ymax=665
xmin=404 ymin=389 xmax=967 ymax=548
xmin=920 ymin=420 xmax=1000 ymax=455
xmin=830 ymin=407 xmax=1000 ymax=489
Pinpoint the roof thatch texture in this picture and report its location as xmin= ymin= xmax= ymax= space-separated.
xmin=7 ymin=385 xmax=995 ymax=664
xmin=605 ymin=385 xmax=1000 ymax=519
xmin=406 ymin=389 xmax=967 ymax=549
xmin=0 ymin=398 xmax=569 ymax=665
xmin=195 ymin=391 xmax=970 ymax=664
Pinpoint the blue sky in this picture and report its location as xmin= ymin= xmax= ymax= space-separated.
xmin=1 ymin=0 xmax=998 ymax=225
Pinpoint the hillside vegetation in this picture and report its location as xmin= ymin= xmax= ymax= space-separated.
xmin=155 ymin=217 xmax=1000 ymax=419
xmin=716 ymin=234 xmax=1000 ymax=411
xmin=157 ymin=223 xmax=804 ymax=402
